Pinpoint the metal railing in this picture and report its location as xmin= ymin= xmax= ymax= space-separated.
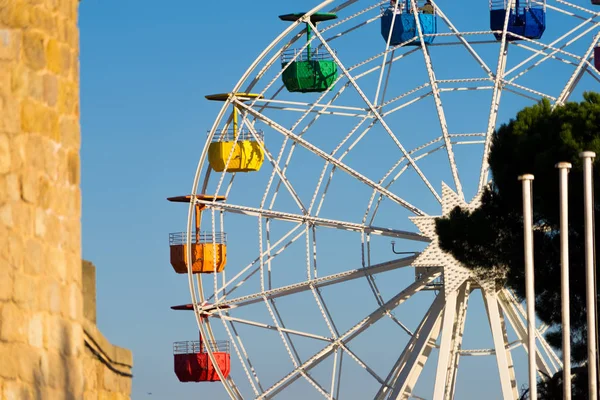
xmin=209 ymin=128 xmax=264 ymax=143
xmin=281 ymin=48 xmax=336 ymax=64
xmin=381 ymin=0 xmax=436 ymax=15
xmin=173 ymin=340 xmax=230 ymax=355
xmin=489 ymin=0 xmax=544 ymax=11
xmin=169 ymin=232 xmax=227 ymax=246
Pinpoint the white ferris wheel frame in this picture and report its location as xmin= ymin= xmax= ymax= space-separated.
xmin=181 ymin=0 xmax=600 ymax=398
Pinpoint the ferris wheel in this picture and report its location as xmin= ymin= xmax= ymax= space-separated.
xmin=167 ymin=0 xmax=600 ymax=398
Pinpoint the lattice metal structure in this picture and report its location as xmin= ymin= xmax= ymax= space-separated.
xmin=178 ymin=0 xmax=600 ymax=398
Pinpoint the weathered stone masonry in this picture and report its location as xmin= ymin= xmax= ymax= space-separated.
xmin=0 ymin=1 xmax=133 ymax=398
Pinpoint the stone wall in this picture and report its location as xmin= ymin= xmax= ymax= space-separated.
xmin=82 ymin=261 xmax=132 ymax=400
xmin=0 ymin=1 xmax=133 ymax=399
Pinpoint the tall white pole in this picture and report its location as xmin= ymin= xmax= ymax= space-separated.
xmin=519 ymin=174 xmax=537 ymax=400
xmin=581 ymin=151 xmax=598 ymax=400
xmin=556 ymin=162 xmax=572 ymax=400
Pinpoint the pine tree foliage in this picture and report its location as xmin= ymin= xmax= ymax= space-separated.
xmin=435 ymin=93 xmax=600 ymax=395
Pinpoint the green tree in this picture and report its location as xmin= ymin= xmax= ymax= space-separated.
xmin=436 ymin=92 xmax=600 ymax=398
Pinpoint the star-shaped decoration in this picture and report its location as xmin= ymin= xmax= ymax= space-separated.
xmin=409 ymin=183 xmax=498 ymax=298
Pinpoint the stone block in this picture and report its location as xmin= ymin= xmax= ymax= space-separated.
xmin=0 ymin=268 xmax=14 ymax=301
xmin=20 ymin=99 xmax=58 ymax=138
xmin=44 ymin=315 xmax=67 ymax=353
xmin=0 ymin=203 xmax=13 ymax=227
xmin=24 ymin=237 xmax=43 ymax=275
xmin=0 ymin=30 xmax=21 ymax=61
xmin=7 ymin=233 xmax=24 ymax=269
xmin=48 ymin=280 xmax=62 ymax=314
xmin=13 ymin=273 xmax=38 ymax=310
xmin=26 ymin=68 xmax=44 ymax=102
xmin=10 ymin=62 xmax=27 ymax=97
xmin=68 ymin=254 xmax=82 ymax=285
xmin=0 ymin=61 xmax=11 ymax=97
xmin=59 ymin=115 xmax=79 ymax=149
xmin=38 ymin=175 xmax=52 ymax=209
xmin=5 ymin=173 xmax=20 ymax=201
xmin=0 ymin=342 xmax=19 ymax=379
xmin=15 ymin=343 xmax=43 ymax=383
xmin=82 ymin=352 xmax=98 ymax=391
xmin=103 ymin=369 xmax=118 ymax=393
xmin=65 ymin=355 xmax=85 ymax=397
xmin=20 ymin=167 xmax=39 ymax=203
xmin=0 ymin=86 xmax=19 ymax=133
xmin=47 ymin=246 xmax=67 ymax=283
xmin=43 ymin=73 xmax=58 ymax=107
xmin=11 ymin=201 xmax=34 ymax=237
xmin=25 ymin=135 xmax=46 ymax=171
xmin=35 ymin=206 xmax=47 ymax=237
xmin=60 ymin=46 xmax=72 ymax=78
xmin=67 ymin=148 xmax=79 ymax=185
xmin=30 ymin=5 xmax=56 ymax=34
xmin=23 ymin=30 xmax=46 ymax=70
xmin=58 ymin=79 xmax=78 ymax=115
xmin=28 ymin=313 xmax=44 ymax=348
xmin=0 ymin=1 xmax=30 ymax=29
xmin=68 ymin=281 xmax=82 ymax=321
xmin=46 ymin=38 xmax=61 ymax=73
xmin=3 ymin=378 xmax=32 ymax=400
xmin=8 ymin=134 xmax=25 ymax=172
xmin=42 ymin=136 xmax=59 ymax=180
xmin=70 ymin=323 xmax=83 ymax=356
xmin=46 ymin=350 xmax=65 ymax=388
xmin=0 ymin=302 xmax=29 ymax=342
xmin=21 ymin=98 xmax=45 ymax=134
xmin=82 ymin=260 xmax=96 ymax=323
xmin=0 ymin=133 xmax=10 ymax=174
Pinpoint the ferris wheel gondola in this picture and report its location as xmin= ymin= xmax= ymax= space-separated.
xmin=167 ymin=0 xmax=600 ymax=398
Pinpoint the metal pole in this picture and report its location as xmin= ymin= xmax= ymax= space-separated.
xmin=556 ymin=162 xmax=572 ymax=400
xmin=581 ymin=151 xmax=598 ymax=400
xmin=519 ymin=174 xmax=537 ymax=400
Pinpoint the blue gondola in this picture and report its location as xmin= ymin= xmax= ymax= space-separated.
xmin=381 ymin=0 xmax=437 ymax=46
xmin=490 ymin=0 xmax=546 ymax=41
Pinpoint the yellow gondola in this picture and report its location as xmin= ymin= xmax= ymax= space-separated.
xmin=206 ymin=93 xmax=265 ymax=173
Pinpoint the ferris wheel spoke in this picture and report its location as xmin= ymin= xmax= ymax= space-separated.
xmin=505 ymin=17 xmax=600 ymax=82
xmin=375 ymin=0 xmax=401 ymax=106
xmin=479 ymin=0 xmax=513 ymax=190
xmin=306 ymin=21 xmax=443 ymax=204
xmin=500 ymin=289 xmax=563 ymax=373
xmin=267 ymin=296 xmax=334 ymax=399
xmin=258 ymin=269 xmax=441 ymax=399
xmin=235 ymin=100 xmax=430 ymax=215
xmin=308 ymin=116 xmax=374 ymax=215
xmin=411 ymin=0 xmax=464 ymax=200
xmin=212 ymin=255 xmax=416 ymax=309
xmin=374 ymin=294 xmax=444 ymax=400
xmin=367 ymin=140 xmax=446 ymax=226
xmin=502 ymin=79 xmax=556 ymax=101
xmin=433 ymin=1 xmax=494 ymax=77
xmin=199 ymin=199 xmax=429 ymax=241
xmin=555 ymin=32 xmax=600 ymax=106
xmin=222 ymin=319 xmax=265 ymax=396
xmin=239 ymin=121 xmax=309 ymax=215
xmin=251 ymin=98 xmax=370 ymax=118
xmin=217 ymin=311 xmax=334 ymax=343
xmin=261 ymin=78 xmax=352 ymax=212
xmin=481 ymin=290 xmax=519 ymax=400
xmin=339 ymin=343 xmax=387 ymax=385
xmin=497 ymin=290 xmax=554 ymax=377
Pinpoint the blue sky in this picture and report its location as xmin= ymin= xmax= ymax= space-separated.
xmin=79 ymin=0 xmax=599 ymax=398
